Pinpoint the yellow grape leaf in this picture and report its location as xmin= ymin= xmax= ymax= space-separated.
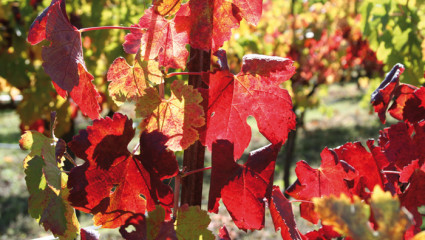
xmin=413 ymin=231 xmax=425 ymax=240
xmin=370 ymin=186 xmax=413 ymax=240
xmin=153 ymin=0 xmax=182 ymax=16
xmin=137 ymin=80 xmax=204 ymax=151
xmin=313 ymin=186 xmax=413 ymax=240
xmin=107 ymin=56 xmax=163 ymax=106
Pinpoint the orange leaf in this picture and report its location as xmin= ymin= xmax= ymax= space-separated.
xmin=137 ymin=80 xmax=204 ymax=151
xmin=107 ymin=56 xmax=163 ymax=106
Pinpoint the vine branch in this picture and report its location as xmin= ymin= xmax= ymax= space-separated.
xmin=79 ymin=26 xmax=140 ymax=33
xmin=166 ymin=72 xmax=206 ymax=78
xmin=181 ymin=166 xmax=212 ymax=177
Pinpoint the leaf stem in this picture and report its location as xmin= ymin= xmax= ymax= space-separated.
xmin=79 ymin=26 xmax=140 ymax=33
xmin=64 ymin=152 xmax=77 ymax=166
xmin=166 ymin=72 xmax=205 ymax=78
xmin=173 ymin=174 xmax=181 ymax=219
xmin=290 ymin=200 xmax=313 ymax=204
xmin=182 ymin=166 xmax=212 ymax=177
xmin=382 ymin=170 xmax=401 ymax=175
xmin=131 ymin=143 xmax=140 ymax=155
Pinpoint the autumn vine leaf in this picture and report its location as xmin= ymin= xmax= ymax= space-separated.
xmin=37 ymin=1 xmax=101 ymax=119
xmin=107 ymin=56 xmax=163 ymax=106
xmin=370 ymin=63 xmax=404 ymax=123
xmin=25 ymin=160 xmax=80 ymax=240
xmin=200 ymin=54 xmax=296 ymax=159
xmin=175 ymin=0 xmax=241 ymax=52
xmin=20 ymin=129 xmax=79 ymax=239
xmin=313 ymin=186 xmax=413 ymax=240
xmin=232 ymin=0 xmax=263 ymax=25
xmin=20 ymin=131 xmax=62 ymax=194
xmin=174 ymin=0 xmax=263 ymax=52
xmin=119 ymin=214 xmax=147 ymax=240
xmin=269 ymin=186 xmax=303 ymax=240
xmin=67 ymin=113 xmax=178 ymax=228
xmin=137 ymin=80 xmax=204 ymax=151
xmin=208 ymin=140 xmax=280 ymax=231
xmin=389 ymin=85 xmax=425 ymax=124
xmin=123 ymin=7 xmax=189 ymax=69
xmin=378 ymin=122 xmax=425 ymax=169
xmin=334 ymin=141 xmax=387 ymax=191
xmin=80 ymin=228 xmax=100 ymax=240
xmin=153 ymin=0 xmax=182 ymax=16
xmin=219 ymin=226 xmax=231 ymax=240
xmin=175 ymin=204 xmax=215 ymax=240
xmin=27 ymin=0 xmax=66 ymax=45
xmin=399 ymin=161 xmax=425 ymax=234
xmin=286 ymin=148 xmax=357 ymax=201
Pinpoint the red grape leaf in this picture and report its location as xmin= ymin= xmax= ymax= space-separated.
xmin=41 ymin=2 xmax=100 ymax=119
xmin=269 ymin=186 xmax=304 ymax=240
xmin=400 ymin=160 xmax=420 ymax=183
xmin=67 ymin=113 xmax=178 ymax=228
xmin=286 ymin=148 xmax=357 ymax=201
xmin=123 ymin=8 xmax=189 ymax=69
xmin=27 ymin=0 xmax=66 ymax=45
xmin=304 ymin=225 xmax=341 ymax=240
xmin=299 ymin=202 xmax=319 ymax=224
xmin=138 ymin=80 xmax=205 ymax=151
xmin=208 ymin=140 xmax=280 ymax=231
xmin=389 ymin=85 xmax=425 ymax=123
xmin=378 ymin=122 xmax=425 ymax=169
xmin=123 ymin=28 xmax=145 ymax=55
xmin=175 ymin=0 xmax=241 ymax=52
xmin=219 ymin=225 xmax=231 ymax=240
xmin=200 ymin=55 xmax=296 ymax=159
xmin=233 ymin=0 xmax=262 ymax=25
xmin=119 ymin=214 xmax=146 ymax=240
xmin=333 ymin=142 xmax=387 ymax=191
xmin=68 ymin=64 xmax=101 ymax=119
xmin=370 ymin=63 xmax=404 ymax=124
xmin=153 ymin=0 xmax=182 ymax=16
xmin=366 ymin=139 xmax=390 ymax=170
xmin=42 ymin=2 xmax=83 ymax=92
xmin=81 ymin=227 xmax=100 ymax=240
xmin=175 ymin=204 xmax=214 ymax=240
xmin=400 ymin=163 xmax=425 ymax=233
xmin=107 ymin=56 xmax=163 ymax=106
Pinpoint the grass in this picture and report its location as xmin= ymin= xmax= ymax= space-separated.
xmin=0 ymin=82 xmax=393 ymax=239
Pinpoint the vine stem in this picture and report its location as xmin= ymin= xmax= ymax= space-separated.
xmin=166 ymin=72 xmax=205 ymax=78
xmin=79 ymin=26 xmax=140 ymax=33
xmin=182 ymin=166 xmax=212 ymax=177
xmin=173 ymin=174 xmax=181 ymax=219
xmin=64 ymin=152 xmax=77 ymax=166
xmin=131 ymin=143 xmax=140 ymax=155
xmin=382 ymin=170 xmax=401 ymax=175
xmin=290 ymin=200 xmax=313 ymax=204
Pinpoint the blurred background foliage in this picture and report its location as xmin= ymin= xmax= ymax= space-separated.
xmin=1 ymin=0 xmax=425 ymax=238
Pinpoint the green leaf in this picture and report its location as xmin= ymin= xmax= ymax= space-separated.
xmin=24 ymin=156 xmax=79 ymax=240
xmin=20 ymin=131 xmax=62 ymax=193
xmin=175 ymin=205 xmax=214 ymax=240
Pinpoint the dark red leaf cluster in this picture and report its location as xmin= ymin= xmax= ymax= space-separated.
xmin=67 ymin=113 xmax=178 ymax=228
xmin=282 ymin=65 xmax=425 ymax=238
xmin=28 ymin=1 xmax=101 ymax=119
